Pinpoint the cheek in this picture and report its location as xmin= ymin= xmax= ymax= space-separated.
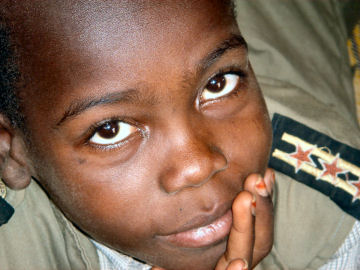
xmin=220 ymin=100 xmax=272 ymax=173
xmin=32 ymin=148 xmax=159 ymax=248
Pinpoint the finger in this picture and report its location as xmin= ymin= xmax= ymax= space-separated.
xmin=151 ymin=267 xmax=166 ymax=270
xmin=226 ymin=258 xmax=249 ymax=270
xmin=263 ymin=168 xmax=275 ymax=197
xmin=243 ymin=169 xmax=274 ymax=267
xmin=215 ymin=191 xmax=254 ymax=270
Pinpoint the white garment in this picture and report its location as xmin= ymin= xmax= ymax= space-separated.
xmin=319 ymin=220 xmax=360 ymax=270
xmin=92 ymin=240 xmax=151 ymax=270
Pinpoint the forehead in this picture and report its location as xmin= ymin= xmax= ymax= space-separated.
xmin=8 ymin=0 xmax=238 ymax=122
xmin=10 ymin=0 xmax=235 ymax=62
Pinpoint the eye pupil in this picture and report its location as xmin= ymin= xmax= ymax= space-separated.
xmin=206 ymin=75 xmax=226 ymax=93
xmin=98 ymin=121 xmax=119 ymax=139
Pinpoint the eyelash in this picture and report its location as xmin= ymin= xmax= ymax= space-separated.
xmin=84 ymin=117 xmax=143 ymax=151
xmin=216 ymin=66 xmax=247 ymax=79
xmin=199 ymin=67 xmax=247 ymax=105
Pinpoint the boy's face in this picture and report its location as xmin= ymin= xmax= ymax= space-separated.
xmin=13 ymin=1 xmax=271 ymax=269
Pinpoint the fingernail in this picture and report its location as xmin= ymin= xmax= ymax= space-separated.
xmin=270 ymin=170 xmax=276 ymax=196
xmin=251 ymin=194 xmax=256 ymax=216
xmin=265 ymin=169 xmax=275 ymax=196
xmin=243 ymin=259 xmax=249 ymax=270
xmin=255 ymin=176 xmax=268 ymax=197
xmin=271 ymin=170 xmax=276 ymax=185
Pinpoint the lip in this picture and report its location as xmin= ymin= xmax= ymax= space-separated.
xmin=157 ymin=208 xmax=233 ymax=248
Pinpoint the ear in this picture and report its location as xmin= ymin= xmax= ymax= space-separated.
xmin=0 ymin=114 xmax=32 ymax=190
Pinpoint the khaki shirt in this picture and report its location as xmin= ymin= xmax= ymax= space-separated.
xmin=235 ymin=0 xmax=359 ymax=269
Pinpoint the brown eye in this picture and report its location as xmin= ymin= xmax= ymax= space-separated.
xmin=89 ymin=120 xmax=137 ymax=146
xmin=201 ymin=73 xmax=240 ymax=101
xmin=206 ymin=75 xmax=226 ymax=93
xmin=97 ymin=121 xmax=119 ymax=139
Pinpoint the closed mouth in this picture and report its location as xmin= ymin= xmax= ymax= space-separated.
xmin=156 ymin=205 xmax=233 ymax=248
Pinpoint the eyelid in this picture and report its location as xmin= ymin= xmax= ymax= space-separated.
xmin=84 ymin=117 xmax=143 ymax=150
xmin=202 ymin=73 xmax=239 ymax=101
xmin=203 ymin=65 xmax=247 ymax=91
xmin=91 ymin=121 xmax=137 ymax=144
xmin=198 ymin=67 xmax=247 ymax=105
xmin=215 ymin=67 xmax=247 ymax=81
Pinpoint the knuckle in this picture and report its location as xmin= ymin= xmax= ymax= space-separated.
xmin=232 ymin=191 xmax=253 ymax=212
xmin=254 ymin=242 xmax=273 ymax=259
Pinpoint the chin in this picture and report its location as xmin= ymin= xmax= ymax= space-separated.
xmin=147 ymin=241 xmax=226 ymax=270
xmin=155 ymin=258 xmax=219 ymax=270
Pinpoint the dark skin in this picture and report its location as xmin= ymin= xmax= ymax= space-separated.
xmin=0 ymin=1 xmax=274 ymax=269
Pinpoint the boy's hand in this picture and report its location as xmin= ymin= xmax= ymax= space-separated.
xmin=152 ymin=168 xmax=275 ymax=270
xmin=215 ymin=168 xmax=274 ymax=269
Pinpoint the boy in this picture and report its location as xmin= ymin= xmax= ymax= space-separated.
xmin=1 ymin=0 xmax=359 ymax=269
xmin=0 ymin=1 xmax=274 ymax=269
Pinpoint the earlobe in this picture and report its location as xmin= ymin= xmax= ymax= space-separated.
xmin=0 ymin=114 xmax=32 ymax=190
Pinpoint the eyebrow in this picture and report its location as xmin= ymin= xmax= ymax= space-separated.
xmin=199 ymin=34 xmax=247 ymax=71
xmin=56 ymin=90 xmax=139 ymax=126
xmin=56 ymin=34 xmax=247 ymax=126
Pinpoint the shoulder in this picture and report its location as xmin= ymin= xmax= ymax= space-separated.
xmin=234 ymin=1 xmax=360 ymax=268
xmin=0 ymin=180 xmax=99 ymax=270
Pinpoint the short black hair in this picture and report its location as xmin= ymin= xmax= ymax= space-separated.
xmin=0 ymin=20 xmax=24 ymax=129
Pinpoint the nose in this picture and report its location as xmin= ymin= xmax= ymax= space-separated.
xmin=159 ymin=129 xmax=228 ymax=194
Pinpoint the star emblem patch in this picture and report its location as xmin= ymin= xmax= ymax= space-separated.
xmin=289 ymin=144 xmax=315 ymax=173
xmin=317 ymin=154 xmax=348 ymax=184
xmin=269 ymin=114 xmax=360 ymax=220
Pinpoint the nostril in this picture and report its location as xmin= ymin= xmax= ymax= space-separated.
xmin=210 ymin=145 xmax=228 ymax=172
